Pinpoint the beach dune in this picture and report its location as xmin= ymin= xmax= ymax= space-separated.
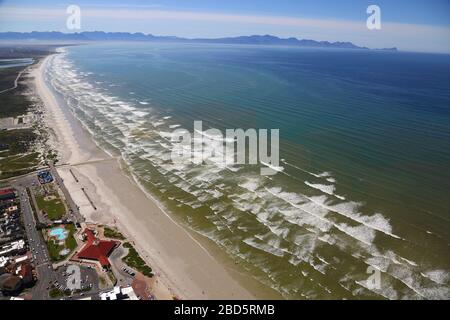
xmin=33 ymin=54 xmax=254 ymax=300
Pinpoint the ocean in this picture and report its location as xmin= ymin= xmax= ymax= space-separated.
xmin=45 ymin=42 xmax=450 ymax=299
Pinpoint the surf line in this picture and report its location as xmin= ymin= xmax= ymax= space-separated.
xmin=169 ymin=120 xmax=284 ymax=176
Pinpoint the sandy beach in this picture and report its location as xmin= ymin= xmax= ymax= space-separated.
xmin=32 ymin=53 xmax=255 ymax=300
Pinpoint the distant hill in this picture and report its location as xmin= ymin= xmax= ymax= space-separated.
xmin=0 ymin=32 xmax=397 ymax=51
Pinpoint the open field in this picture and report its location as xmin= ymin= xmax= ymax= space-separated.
xmin=0 ymin=65 xmax=32 ymax=117
xmin=0 ymin=129 xmax=40 ymax=179
xmin=0 ymin=45 xmax=57 ymax=60
xmin=35 ymin=186 xmax=66 ymax=221
xmin=0 ymin=45 xmax=61 ymax=180
xmin=36 ymin=193 xmax=65 ymax=220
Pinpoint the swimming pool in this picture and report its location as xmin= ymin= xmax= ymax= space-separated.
xmin=49 ymin=227 xmax=68 ymax=241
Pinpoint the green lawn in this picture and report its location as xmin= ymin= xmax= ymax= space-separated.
xmin=65 ymin=224 xmax=78 ymax=250
xmin=122 ymin=242 xmax=154 ymax=277
xmin=45 ymin=224 xmax=78 ymax=262
xmin=36 ymin=193 xmax=66 ymax=220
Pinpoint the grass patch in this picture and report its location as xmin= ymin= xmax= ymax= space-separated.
xmin=122 ymin=242 xmax=153 ymax=278
xmin=49 ymin=286 xmax=71 ymax=298
xmin=0 ymin=67 xmax=30 ymax=117
xmin=99 ymin=276 xmax=106 ymax=287
xmin=36 ymin=192 xmax=66 ymax=220
xmin=45 ymin=223 xmax=78 ymax=262
xmin=107 ymin=271 xmax=117 ymax=286
xmin=103 ymin=226 xmax=125 ymax=240
xmin=49 ymin=287 xmax=64 ymax=298
xmin=0 ymin=126 xmax=36 ymax=153
xmin=0 ymin=129 xmax=40 ymax=179
xmin=65 ymin=223 xmax=77 ymax=250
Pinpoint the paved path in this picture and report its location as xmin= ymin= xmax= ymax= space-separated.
xmin=0 ymin=68 xmax=27 ymax=94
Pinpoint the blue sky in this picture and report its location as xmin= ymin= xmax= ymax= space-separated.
xmin=1 ymin=0 xmax=449 ymax=52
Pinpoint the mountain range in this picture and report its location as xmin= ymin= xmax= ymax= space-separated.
xmin=0 ymin=32 xmax=397 ymax=51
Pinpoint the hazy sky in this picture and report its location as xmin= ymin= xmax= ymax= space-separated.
xmin=0 ymin=0 xmax=449 ymax=53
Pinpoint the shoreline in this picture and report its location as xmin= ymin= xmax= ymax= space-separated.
xmin=32 ymin=53 xmax=259 ymax=300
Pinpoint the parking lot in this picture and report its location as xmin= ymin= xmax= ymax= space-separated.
xmin=50 ymin=264 xmax=100 ymax=299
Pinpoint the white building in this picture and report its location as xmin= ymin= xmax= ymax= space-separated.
xmin=0 ymin=239 xmax=25 ymax=256
xmin=0 ymin=256 xmax=9 ymax=267
xmin=100 ymin=286 xmax=139 ymax=300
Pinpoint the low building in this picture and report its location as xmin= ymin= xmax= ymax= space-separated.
xmin=100 ymin=286 xmax=139 ymax=300
xmin=37 ymin=170 xmax=53 ymax=184
xmin=0 ymin=239 xmax=26 ymax=257
xmin=0 ymin=188 xmax=16 ymax=201
xmin=16 ymin=263 xmax=34 ymax=286
xmin=0 ymin=256 xmax=9 ymax=268
xmin=14 ymin=254 xmax=30 ymax=265
xmin=0 ymin=274 xmax=22 ymax=294
xmin=76 ymin=229 xmax=118 ymax=269
xmin=5 ymin=205 xmax=19 ymax=214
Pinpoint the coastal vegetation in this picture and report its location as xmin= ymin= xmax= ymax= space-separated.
xmin=103 ymin=226 xmax=125 ymax=240
xmin=0 ymin=45 xmax=58 ymax=180
xmin=0 ymin=129 xmax=40 ymax=179
xmin=48 ymin=286 xmax=73 ymax=298
xmin=122 ymin=242 xmax=154 ymax=277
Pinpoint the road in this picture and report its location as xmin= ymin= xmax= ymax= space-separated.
xmin=8 ymin=170 xmax=85 ymax=299
xmin=12 ymin=183 xmax=55 ymax=300
xmin=10 ymin=172 xmax=99 ymax=300
xmin=4 ymin=168 xmax=102 ymax=300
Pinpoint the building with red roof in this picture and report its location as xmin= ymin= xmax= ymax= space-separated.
xmin=76 ymin=229 xmax=118 ymax=269
xmin=0 ymin=188 xmax=16 ymax=201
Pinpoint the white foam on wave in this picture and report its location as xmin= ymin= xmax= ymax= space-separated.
xmin=307 ymin=197 xmax=401 ymax=240
xmin=132 ymin=111 xmax=149 ymax=118
xmin=335 ymin=223 xmax=376 ymax=246
xmin=238 ymin=178 xmax=261 ymax=192
xmin=421 ymin=269 xmax=450 ymax=285
xmin=243 ymin=237 xmax=285 ymax=257
xmin=305 ymin=181 xmax=336 ymax=195
xmin=304 ymin=181 xmax=345 ymax=200
xmin=281 ymin=159 xmax=332 ymax=179
xmin=260 ymin=161 xmax=284 ymax=173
